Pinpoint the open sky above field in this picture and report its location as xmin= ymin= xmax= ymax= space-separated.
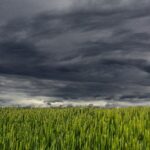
xmin=0 ymin=0 xmax=150 ymax=107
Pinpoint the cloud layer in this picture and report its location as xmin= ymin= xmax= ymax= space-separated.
xmin=0 ymin=0 xmax=150 ymax=106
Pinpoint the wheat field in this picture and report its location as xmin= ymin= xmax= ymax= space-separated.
xmin=0 ymin=107 xmax=150 ymax=150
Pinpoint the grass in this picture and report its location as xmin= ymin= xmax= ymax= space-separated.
xmin=0 ymin=107 xmax=150 ymax=150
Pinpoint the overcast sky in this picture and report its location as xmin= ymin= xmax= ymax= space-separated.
xmin=0 ymin=0 xmax=150 ymax=107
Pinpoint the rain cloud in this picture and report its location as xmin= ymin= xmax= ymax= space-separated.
xmin=0 ymin=0 xmax=150 ymax=106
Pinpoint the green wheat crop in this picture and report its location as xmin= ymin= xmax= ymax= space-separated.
xmin=0 ymin=107 xmax=150 ymax=150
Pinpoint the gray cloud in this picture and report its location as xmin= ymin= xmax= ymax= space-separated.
xmin=0 ymin=0 xmax=150 ymax=106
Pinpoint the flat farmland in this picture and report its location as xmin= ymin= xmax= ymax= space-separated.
xmin=0 ymin=107 xmax=150 ymax=150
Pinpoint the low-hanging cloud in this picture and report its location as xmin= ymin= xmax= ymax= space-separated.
xmin=0 ymin=0 xmax=150 ymax=106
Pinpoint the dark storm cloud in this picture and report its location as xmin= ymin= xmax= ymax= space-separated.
xmin=1 ymin=0 xmax=150 ymax=106
xmin=0 ymin=40 xmax=46 ymax=76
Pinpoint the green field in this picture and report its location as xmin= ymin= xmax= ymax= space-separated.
xmin=0 ymin=107 xmax=150 ymax=150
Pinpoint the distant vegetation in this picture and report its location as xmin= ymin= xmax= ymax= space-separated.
xmin=0 ymin=107 xmax=150 ymax=150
